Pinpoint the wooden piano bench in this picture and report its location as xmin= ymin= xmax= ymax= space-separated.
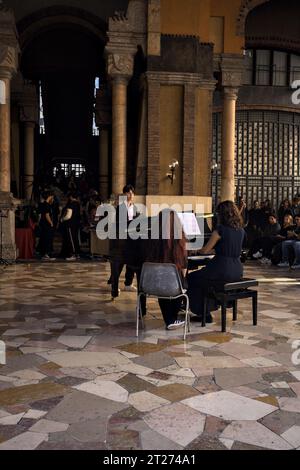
xmin=202 ymin=278 xmax=258 ymax=333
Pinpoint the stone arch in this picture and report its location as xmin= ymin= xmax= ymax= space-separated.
xmin=17 ymin=6 xmax=107 ymax=50
xmin=236 ymin=0 xmax=271 ymax=36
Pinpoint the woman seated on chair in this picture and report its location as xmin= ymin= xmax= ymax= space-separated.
xmin=147 ymin=210 xmax=187 ymax=330
xmin=188 ymin=200 xmax=245 ymax=323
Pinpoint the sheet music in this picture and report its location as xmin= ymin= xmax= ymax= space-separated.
xmin=176 ymin=212 xmax=201 ymax=237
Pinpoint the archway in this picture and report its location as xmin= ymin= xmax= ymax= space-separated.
xmin=236 ymin=0 xmax=271 ymax=36
xmin=18 ymin=7 xmax=107 ymax=191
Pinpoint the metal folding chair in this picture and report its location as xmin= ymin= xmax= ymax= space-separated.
xmin=136 ymin=262 xmax=190 ymax=340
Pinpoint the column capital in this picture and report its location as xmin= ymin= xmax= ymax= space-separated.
xmin=223 ymin=87 xmax=239 ymax=101
xmin=0 ymin=6 xmax=19 ymax=79
xmin=220 ymin=53 xmax=244 ymax=88
xmin=0 ymin=45 xmax=17 ymax=79
xmin=106 ymin=51 xmax=134 ymax=81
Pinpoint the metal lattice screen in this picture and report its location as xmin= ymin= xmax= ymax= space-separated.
xmin=212 ymin=110 xmax=300 ymax=210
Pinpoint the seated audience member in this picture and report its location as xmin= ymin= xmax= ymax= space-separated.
xmin=237 ymin=197 xmax=249 ymax=227
xmin=278 ymin=199 xmax=292 ymax=227
xmin=291 ymin=197 xmax=300 ymax=219
xmin=245 ymin=200 xmax=264 ymax=249
xmin=147 ymin=210 xmax=187 ymax=330
xmin=278 ymin=214 xmax=300 ymax=269
xmin=260 ymin=199 xmax=273 ymax=230
xmin=250 ymin=213 xmax=281 ymax=263
xmin=187 ymin=201 xmax=245 ymax=323
xmin=270 ymin=214 xmax=294 ymax=265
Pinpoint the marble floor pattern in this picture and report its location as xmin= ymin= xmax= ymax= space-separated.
xmin=0 ymin=261 xmax=300 ymax=450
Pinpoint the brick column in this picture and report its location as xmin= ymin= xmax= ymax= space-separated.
xmin=146 ymin=76 xmax=160 ymax=195
xmin=183 ymin=84 xmax=196 ymax=195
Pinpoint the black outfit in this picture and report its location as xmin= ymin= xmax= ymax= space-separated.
xmin=271 ymin=225 xmax=296 ymax=265
xmin=158 ymin=298 xmax=183 ymax=328
xmin=250 ymin=222 xmax=281 ymax=259
xmin=60 ymin=200 xmax=81 ymax=257
xmin=109 ymin=203 xmax=139 ymax=298
xmin=188 ymin=225 xmax=245 ymax=318
xmin=39 ymin=202 xmax=54 ymax=257
xmin=261 ymin=206 xmax=274 ymax=230
xmin=157 ymin=269 xmax=187 ymax=327
xmin=291 ymin=205 xmax=300 ymax=219
xmin=245 ymin=208 xmax=264 ymax=249
xmin=278 ymin=206 xmax=293 ymax=227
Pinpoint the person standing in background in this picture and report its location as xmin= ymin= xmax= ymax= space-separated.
xmin=60 ymin=192 xmax=81 ymax=261
xmin=39 ymin=191 xmax=56 ymax=261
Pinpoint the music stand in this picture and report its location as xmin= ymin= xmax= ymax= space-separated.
xmin=0 ymin=209 xmax=11 ymax=266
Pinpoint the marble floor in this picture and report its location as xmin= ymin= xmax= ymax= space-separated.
xmin=0 ymin=260 xmax=300 ymax=450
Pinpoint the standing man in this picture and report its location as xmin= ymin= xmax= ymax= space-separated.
xmin=39 ymin=191 xmax=56 ymax=261
xmin=109 ymin=185 xmax=139 ymax=299
xmin=60 ymin=192 xmax=81 ymax=261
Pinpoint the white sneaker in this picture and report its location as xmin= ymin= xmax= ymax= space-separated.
xmin=253 ymin=251 xmax=263 ymax=259
xmin=278 ymin=262 xmax=290 ymax=268
xmin=42 ymin=255 xmax=56 ymax=261
xmin=66 ymin=255 xmax=76 ymax=261
xmin=124 ymin=285 xmax=137 ymax=292
xmin=291 ymin=264 xmax=300 ymax=270
xmin=167 ymin=320 xmax=185 ymax=330
xmin=260 ymin=257 xmax=271 ymax=265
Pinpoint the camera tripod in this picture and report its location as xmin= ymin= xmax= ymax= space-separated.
xmin=0 ymin=209 xmax=11 ymax=266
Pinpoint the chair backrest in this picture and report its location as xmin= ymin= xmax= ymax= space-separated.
xmin=139 ymin=262 xmax=184 ymax=297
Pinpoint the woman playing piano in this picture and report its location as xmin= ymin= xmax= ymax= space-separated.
xmin=147 ymin=210 xmax=187 ymax=330
xmin=187 ymin=201 xmax=245 ymax=322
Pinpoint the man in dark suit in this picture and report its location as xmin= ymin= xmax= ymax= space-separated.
xmin=109 ymin=185 xmax=140 ymax=299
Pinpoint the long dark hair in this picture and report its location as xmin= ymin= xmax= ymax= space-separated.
xmin=217 ymin=201 xmax=243 ymax=229
xmin=147 ymin=210 xmax=187 ymax=271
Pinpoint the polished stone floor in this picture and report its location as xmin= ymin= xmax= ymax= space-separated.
xmin=0 ymin=260 xmax=300 ymax=450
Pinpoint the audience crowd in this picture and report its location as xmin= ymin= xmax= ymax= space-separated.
xmin=16 ymin=165 xmax=104 ymax=261
xmin=238 ymin=195 xmax=300 ymax=268
xmin=16 ymin=164 xmax=300 ymax=269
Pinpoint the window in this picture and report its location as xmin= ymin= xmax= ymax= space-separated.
xmin=255 ymin=50 xmax=271 ymax=85
xmin=290 ymin=54 xmax=300 ymax=85
xmin=244 ymin=51 xmax=253 ymax=85
xmin=39 ymin=81 xmax=45 ymax=135
xmin=273 ymin=51 xmax=288 ymax=86
xmin=53 ymin=163 xmax=86 ymax=178
xmin=212 ymin=111 xmax=300 ymax=210
xmin=93 ymin=77 xmax=100 ymax=136
xmin=0 ymin=80 xmax=5 ymax=104
xmin=244 ymin=49 xmax=300 ymax=87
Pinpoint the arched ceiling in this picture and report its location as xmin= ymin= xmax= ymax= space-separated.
xmin=4 ymin=0 xmax=129 ymax=23
xmin=246 ymin=0 xmax=300 ymax=52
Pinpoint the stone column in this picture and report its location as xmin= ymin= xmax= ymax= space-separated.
xmin=219 ymin=54 xmax=244 ymax=203
xmin=106 ymin=52 xmax=134 ymax=195
xmin=99 ymin=128 xmax=109 ymax=200
xmin=221 ymin=87 xmax=238 ymax=202
xmin=0 ymin=7 xmax=19 ymax=260
xmin=19 ymin=82 xmax=38 ymax=200
xmin=111 ymin=76 xmax=128 ymax=194
xmin=0 ymin=74 xmax=11 ymax=192
xmin=24 ymin=122 xmax=35 ymax=200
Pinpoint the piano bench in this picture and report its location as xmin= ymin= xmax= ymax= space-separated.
xmin=203 ymin=278 xmax=258 ymax=333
